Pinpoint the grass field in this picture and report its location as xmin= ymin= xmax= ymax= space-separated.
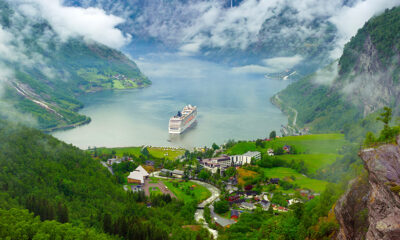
xmin=97 ymin=146 xmax=185 ymax=160
xmin=237 ymin=168 xmax=259 ymax=186
xmin=226 ymin=134 xmax=347 ymax=174
xmin=275 ymin=154 xmax=339 ymax=173
xmin=262 ymin=167 xmax=329 ymax=192
xmin=162 ymin=179 xmax=211 ymax=203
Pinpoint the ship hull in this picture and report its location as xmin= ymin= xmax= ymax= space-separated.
xmin=168 ymin=105 xmax=197 ymax=134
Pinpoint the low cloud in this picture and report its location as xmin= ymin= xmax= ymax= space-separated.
xmin=232 ymin=55 xmax=303 ymax=74
xmin=330 ymin=0 xmax=400 ymax=58
xmin=262 ymin=55 xmax=304 ymax=72
xmin=13 ymin=0 xmax=130 ymax=49
xmin=232 ymin=64 xmax=273 ymax=74
xmin=71 ymin=0 xmax=400 ymax=60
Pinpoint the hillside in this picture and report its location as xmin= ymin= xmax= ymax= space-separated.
xmin=275 ymin=6 xmax=400 ymax=138
xmin=0 ymin=0 xmax=150 ymax=131
xmin=0 ymin=119 xmax=210 ymax=239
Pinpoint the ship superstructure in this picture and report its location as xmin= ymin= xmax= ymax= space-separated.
xmin=168 ymin=105 xmax=197 ymax=134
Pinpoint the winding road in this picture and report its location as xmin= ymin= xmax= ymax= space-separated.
xmin=192 ymin=180 xmax=220 ymax=239
xmin=151 ymin=172 xmax=221 ymax=239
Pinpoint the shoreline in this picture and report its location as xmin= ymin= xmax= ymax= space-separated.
xmin=45 ymin=83 xmax=151 ymax=134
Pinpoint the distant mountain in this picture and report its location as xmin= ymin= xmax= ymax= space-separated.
xmin=64 ymin=0 xmax=352 ymax=73
xmin=0 ymin=0 xmax=150 ymax=131
xmin=275 ymin=6 xmax=400 ymax=138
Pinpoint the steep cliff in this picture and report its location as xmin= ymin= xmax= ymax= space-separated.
xmin=276 ymin=6 xmax=400 ymax=134
xmin=335 ymin=139 xmax=400 ymax=239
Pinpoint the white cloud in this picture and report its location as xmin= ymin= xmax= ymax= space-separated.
xmin=262 ymin=55 xmax=304 ymax=72
xmin=330 ymin=0 xmax=400 ymax=58
xmin=232 ymin=55 xmax=304 ymax=74
xmin=232 ymin=64 xmax=273 ymax=74
xmin=14 ymin=0 xmax=130 ymax=49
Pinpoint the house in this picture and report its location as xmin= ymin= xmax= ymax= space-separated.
xmin=127 ymin=165 xmax=149 ymax=184
xmin=214 ymin=215 xmax=236 ymax=228
xmin=145 ymin=160 xmax=155 ymax=166
xmin=230 ymin=151 xmax=261 ymax=166
xmin=288 ymin=199 xmax=301 ymax=206
xmin=231 ymin=210 xmax=240 ymax=220
xmin=283 ymin=145 xmax=291 ymax=153
xmin=267 ymin=149 xmax=274 ymax=156
xmin=107 ymin=158 xmax=121 ymax=165
xmin=160 ymin=169 xmax=172 ymax=177
xmin=172 ymin=169 xmax=184 ymax=178
xmin=240 ymin=202 xmax=256 ymax=210
xmin=127 ymin=171 xmax=145 ymax=184
xmin=260 ymin=200 xmax=270 ymax=210
xmin=270 ymin=178 xmax=280 ymax=184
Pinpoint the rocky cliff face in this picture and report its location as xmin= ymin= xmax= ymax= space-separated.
xmin=335 ymin=140 xmax=400 ymax=240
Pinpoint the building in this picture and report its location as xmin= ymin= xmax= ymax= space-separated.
xmin=160 ymin=169 xmax=172 ymax=177
xmin=172 ymin=169 xmax=184 ymax=178
xmin=240 ymin=202 xmax=256 ymax=210
xmin=267 ymin=149 xmax=274 ymax=156
xmin=107 ymin=158 xmax=121 ymax=165
xmin=260 ymin=200 xmax=270 ymax=210
xmin=230 ymin=151 xmax=261 ymax=166
xmin=283 ymin=145 xmax=291 ymax=153
xmin=214 ymin=214 xmax=236 ymax=228
xmin=127 ymin=165 xmax=149 ymax=184
xmin=231 ymin=210 xmax=240 ymax=220
xmin=200 ymin=155 xmax=231 ymax=173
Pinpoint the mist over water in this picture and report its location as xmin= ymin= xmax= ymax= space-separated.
xmin=53 ymin=52 xmax=289 ymax=149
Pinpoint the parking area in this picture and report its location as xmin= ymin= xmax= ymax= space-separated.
xmin=143 ymin=179 xmax=176 ymax=198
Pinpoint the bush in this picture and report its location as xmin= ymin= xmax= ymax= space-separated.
xmin=214 ymin=200 xmax=230 ymax=214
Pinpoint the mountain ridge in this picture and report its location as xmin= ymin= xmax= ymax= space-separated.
xmin=0 ymin=0 xmax=150 ymax=131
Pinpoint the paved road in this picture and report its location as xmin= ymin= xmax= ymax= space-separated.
xmin=152 ymin=172 xmax=220 ymax=239
xmin=100 ymin=161 xmax=114 ymax=175
xmin=192 ymin=180 xmax=220 ymax=239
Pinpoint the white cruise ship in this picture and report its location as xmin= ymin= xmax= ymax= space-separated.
xmin=169 ymin=105 xmax=197 ymax=134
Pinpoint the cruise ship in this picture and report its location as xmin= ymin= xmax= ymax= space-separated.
xmin=168 ymin=105 xmax=197 ymax=134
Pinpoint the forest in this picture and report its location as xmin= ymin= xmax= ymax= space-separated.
xmin=0 ymin=119 xmax=210 ymax=240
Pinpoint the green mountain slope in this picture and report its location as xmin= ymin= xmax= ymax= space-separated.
xmin=275 ymin=6 xmax=400 ymax=139
xmin=0 ymin=0 xmax=150 ymax=131
xmin=0 ymin=119 xmax=210 ymax=239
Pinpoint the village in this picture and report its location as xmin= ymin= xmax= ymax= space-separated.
xmin=100 ymin=136 xmax=324 ymax=229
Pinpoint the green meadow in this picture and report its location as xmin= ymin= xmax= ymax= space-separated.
xmin=97 ymin=146 xmax=185 ymax=161
xmin=262 ymin=167 xmax=329 ymax=192
xmin=162 ymin=179 xmax=211 ymax=203
xmin=226 ymin=134 xmax=347 ymax=174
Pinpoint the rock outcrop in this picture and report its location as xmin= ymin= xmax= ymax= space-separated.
xmin=335 ymin=141 xmax=400 ymax=240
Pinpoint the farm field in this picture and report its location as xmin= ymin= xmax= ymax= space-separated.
xmin=162 ymin=179 xmax=211 ymax=203
xmin=226 ymin=134 xmax=347 ymax=173
xmin=262 ymin=167 xmax=329 ymax=192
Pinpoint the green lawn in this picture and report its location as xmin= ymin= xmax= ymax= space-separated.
xmin=262 ymin=167 xmax=329 ymax=192
xmin=226 ymin=134 xmax=347 ymax=174
xmin=162 ymin=180 xmax=211 ymax=203
xmin=97 ymin=146 xmax=185 ymax=161
xmin=275 ymin=154 xmax=339 ymax=173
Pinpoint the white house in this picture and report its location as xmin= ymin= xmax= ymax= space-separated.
xmin=127 ymin=165 xmax=149 ymax=184
xmin=230 ymin=151 xmax=261 ymax=166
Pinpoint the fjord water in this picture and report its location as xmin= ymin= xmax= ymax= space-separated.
xmin=53 ymin=53 xmax=289 ymax=149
